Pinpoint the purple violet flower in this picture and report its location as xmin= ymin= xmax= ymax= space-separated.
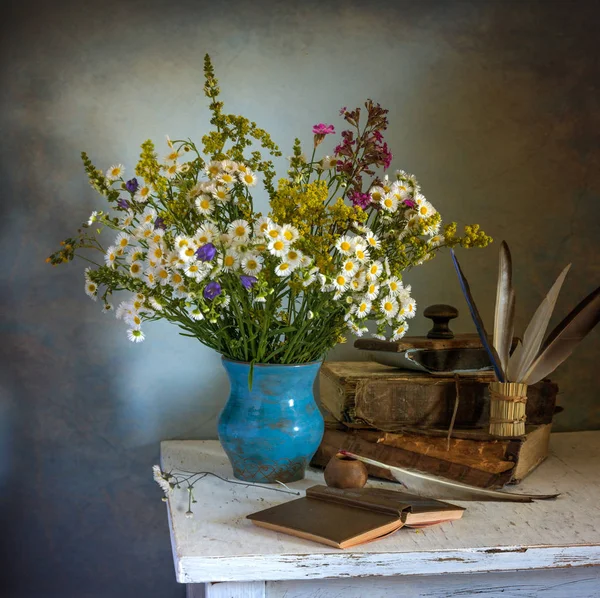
xmin=240 ymin=275 xmax=258 ymax=289
xmin=195 ymin=243 xmax=216 ymax=262
xmin=349 ymin=191 xmax=372 ymax=209
xmin=125 ymin=178 xmax=139 ymax=193
xmin=117 ymin=198 xmax=130 ymax=210
xmin=203 ymin=281 xmax=221 ymax=300
xmin=154 ymin=216 xmax=166 ymax=230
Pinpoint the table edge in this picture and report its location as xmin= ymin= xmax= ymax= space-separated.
xmin=174 ymin=543 xmax=600 ymax=583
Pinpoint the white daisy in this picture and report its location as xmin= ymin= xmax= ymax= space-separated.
xmin=429 ymin=234 xmax=444 ymax=248
xmin=335 ymin=235 xmax=354 ymax=255
xmin=148 ymin=243 xmax=165 ymax=263
xmin=115 ymin=232 xmax=130 ymax=250
xmin=221 ymin=250 xmax=239 ymax=271
xmin=194 ymin=195 xmax=213 ymax=216
xmin=354 ymin=243 xmax=369 ymax=263
xmin=320 ymin=155 xmax=339 ymax=170
xmin=366 ymin=260 xmax=383 ymax=280
xmin=170 ymin=271 xmax=184 ymax=287
xmin=254 ymin=216 xmax=272 ymax=237
xmin=275 ymin=262 xmax=293 ymax=277
xmin=174 ymin=235 xmax=192 ymax=250
xmin=264 ymin=222 xmax=282 ymax=240
xmin=144 ymin=268 xmax=157 ymax=287
xmin=181 ymin=263 xmax=200 ymax=281
xmin=164 ymin=147 xmax=182 ymax=164
xmin=121 ymin=209 xmax=135 ymax=228
xmin=239 ymin=170 xmax=257 ymax=187
xmin=84 ymin=280 xmax=98 ymax=300
xmin=126 ymin=248 xmax=144 ymax=263
xmin=373 ymin=333 xmax=387 ymax=341
xmin=402 ymin=298 xmax=417 ymax=319
xmin=365 ymin=231 xmax=381 ymax=250
xmin=155 ymin=266 xmax=170 ymax=286
xmin=285 ymin=249 xmax=303 ymax=269
xmin=106 ymin=164 xmax=124 ymax=181
xmin=228 ymin=219 xmax=251 ymax=242
xmin=341 ymin=258 xmax=359 ymax=277
xmin=414 ymin=192 xmax=428 ymax=206
xmin=386 ymin=276 xmax=403 ymax=296
xmin=141 ymin=207 xmax=157 ymax=226
xmin=391 ymin=323 xmax=408 ymax=341
xmin=87 ymin=211 xmax=99 ymax=226
xmin=392 ymin=180 xmax=411 ymax=200
xmin=104 ymin=246 xmax=118 ymax=268
xmin=416 ymin=201 xmax=435 ymax=219
xmin=133 ymin=223 xmax=152 ymax=241
xmin=221 ymin=159 xmax=238 ymax=173
xmin=350 ymin=271 xmax=367 ymax=292
xmin=125 ymin=312 xmax=143 ymax=328
xmin=195 ymin=223 xmax=218 ymax=245
xmin=332 ymin=273 xmax=349 ymax=292
xmin=268 ymin=238 xmax=288 ymax=258
xmin=115 ymin=301 xmax=133 ymax=320
xmin=354 ymin=299 xmax=371 ymax=319
xmin=369 ymin=186 xmax=385 ymax=204
xmin=241 ymin=253 xmax=263 ymax=275
xmin=164 ymin=162 xmax=181 ymax=179
xmin=397 ymin=285 xmax=412 ymax=304
xmin=365 ymin=282 xmax=380 ymax=301
xmin=149 ymin=297 xmax=164 ymax=311
xmin=102 ymin=303 xmax=113 ymax=313
xmin=281 ymin=224 xmax=299 ymax=243
xmin=134 ymin=185 xmax=151 ymax=203
xmin=299 ymin=254 xmax=311 ymax=268
xmin=188 ymin=306 xmax=204 ymax=321
xmin=212 ymin=186 xmax=231 ymax=203
xmin=217 ymin=171 xmax=236 ymax=185
xmin=150 ymin=230 xmax=165 ymax=245
xmin=127 ymin=328 xmax=145 ymax=343
xmin=205 ymin=160 xmax=222 ymax=179
xmin=129 ymin=262 xmax=143 ymax=279
xmin=381 ymin=194 xmax=399 ymax=213
xmin=380 ymin=296 xmax=400 ymax=319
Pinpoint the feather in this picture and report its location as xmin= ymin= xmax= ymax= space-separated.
xmin=493 ymin=242 xmax=514 ymax=373
xmin=508 ymin=264 xmax=571 ymax=382
xmin=522 ymin=284 xmax=600 ymax=385
xmin=340 ymin=450 xmax=559 ymax=502
xmin=451 ymin=250 xmax=505 ymax=381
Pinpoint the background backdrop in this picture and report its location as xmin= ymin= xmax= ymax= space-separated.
xmin=2 ymin=0 xmax=599 ymax=596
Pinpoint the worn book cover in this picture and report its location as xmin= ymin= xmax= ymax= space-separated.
xmin=247 ymin=485 xmax=464 ymax=549
xmin=319 ymin=361 xmax=558 ymax=431
xmin=311 ymin=424 xmax=553 ymax=488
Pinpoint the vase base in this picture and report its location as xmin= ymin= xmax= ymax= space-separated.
xmin=229 ymin=458 xmax=307 ymax=484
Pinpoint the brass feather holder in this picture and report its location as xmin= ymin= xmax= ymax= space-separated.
xmin=489 ymin=381 xmax=528 ymax=437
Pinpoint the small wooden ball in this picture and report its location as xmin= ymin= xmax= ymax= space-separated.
xmin=324 ymin=452 xmax=369 ymax=489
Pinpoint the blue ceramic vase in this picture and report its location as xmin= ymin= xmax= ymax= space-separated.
xmin=217 ymin=358 xmax=324 ymax=483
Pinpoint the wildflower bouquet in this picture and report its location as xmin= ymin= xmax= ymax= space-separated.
xmin=49 ymin=55 xmax=491 ymax=365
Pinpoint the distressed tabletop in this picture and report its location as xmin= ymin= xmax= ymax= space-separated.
xmin=160 ymin=432 xmax=600 ymax=584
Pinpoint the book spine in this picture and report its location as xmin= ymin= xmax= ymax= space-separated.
xmin=306 ymin=486 xmax=404 ymax=517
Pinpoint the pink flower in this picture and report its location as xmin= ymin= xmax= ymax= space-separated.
xmin=312 ymin=123 xmax=335 ymax=135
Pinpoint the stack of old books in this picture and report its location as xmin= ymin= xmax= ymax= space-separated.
xmin=312 ymin=360 xmax=559 ymax=489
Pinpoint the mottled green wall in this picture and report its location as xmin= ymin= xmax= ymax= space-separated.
xmin=1 ymin=0 xmax=599 ymax=596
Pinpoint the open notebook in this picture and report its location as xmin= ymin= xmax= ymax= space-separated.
xmin=247 ymin=485 xmax=465 ymax=549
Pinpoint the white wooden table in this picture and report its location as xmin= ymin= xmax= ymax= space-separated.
xmin=161 ymin=432 xmax=600 ymax=598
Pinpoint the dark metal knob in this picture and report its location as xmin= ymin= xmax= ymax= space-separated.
xmin=423 ymin=304 xmax=459 ymax=339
